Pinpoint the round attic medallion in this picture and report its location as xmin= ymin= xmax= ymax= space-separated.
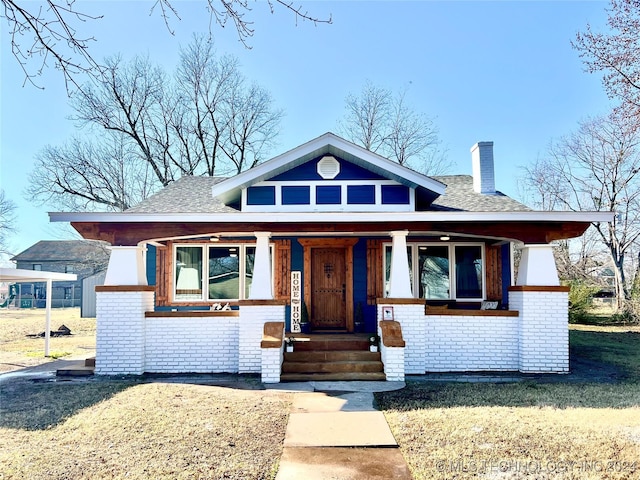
xmin=317 ymin=155 xmax=340 ymax=179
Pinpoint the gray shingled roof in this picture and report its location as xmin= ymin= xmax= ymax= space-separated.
xmin=11 ymin=240 xmax=110 ymax=262
xmin=126 ymin=176 xmax=238 ymax=214
xmin=123 ymin=173 xmax=530 ymax=214
xmin=431 ymin=175 xmax=531 ymax=212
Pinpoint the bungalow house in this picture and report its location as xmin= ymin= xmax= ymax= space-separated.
xmin=50 ymin=133 xmax=612 ymax=382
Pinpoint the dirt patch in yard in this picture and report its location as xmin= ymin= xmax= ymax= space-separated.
xmin=0 ymin=308 xmax=95 ymax=373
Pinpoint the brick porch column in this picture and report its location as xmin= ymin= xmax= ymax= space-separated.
xmin=512 ymin=244 xmax=568 ymax=373
xmin=96 ymin=244 xmax=152 ymax=375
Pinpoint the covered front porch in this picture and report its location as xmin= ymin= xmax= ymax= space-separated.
xmin=85 ymin=219 xmax=572 ymax=382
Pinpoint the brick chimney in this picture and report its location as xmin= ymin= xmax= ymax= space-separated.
xmin=470 ymin=141 xmax=495 ymax=194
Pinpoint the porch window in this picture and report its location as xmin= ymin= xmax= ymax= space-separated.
xmin=418 ymin=246 xmax=450 ymax=299
xmin=174 ymin=244 xmax=271 ymax=302
xmin=175 ymin=246 xmax=203 ymax=300
xmin=383 ymin=243 xmax=485 ymax=300
xmin=455 ymin=245 xmax=483 ymax=299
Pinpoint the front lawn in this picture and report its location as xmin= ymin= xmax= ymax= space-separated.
xmin=376 ymin=325 xmax=640 ymax=480
xmin=0 ymin=379 xmax=292 ymax=479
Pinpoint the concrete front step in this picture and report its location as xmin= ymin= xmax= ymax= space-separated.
xmin=283 ymin=360 xmax=384 ymax=374
xmin=280 ymin=372 xmax=387 ymax=382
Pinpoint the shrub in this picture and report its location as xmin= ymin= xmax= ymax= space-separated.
xmin=567 ymin=280 xmax=599 ymax=323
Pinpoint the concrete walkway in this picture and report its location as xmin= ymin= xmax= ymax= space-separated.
xmin=268 ymin=381 xmax=413 ymax=480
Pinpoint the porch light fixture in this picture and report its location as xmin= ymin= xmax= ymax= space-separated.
xmin=209 ymin=236 xmax=219 ymax=242
xmin=440 ymin=235 xmax=450 ymax=241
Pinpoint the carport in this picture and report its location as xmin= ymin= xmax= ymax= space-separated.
xmin=0 ymin=268 xmax=78 ymax=356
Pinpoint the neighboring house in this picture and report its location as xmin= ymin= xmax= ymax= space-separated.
xmin=51 ymin=133 xmax=612 ymax=381
xmin=10 ymin=240 xmax=109 ymax=311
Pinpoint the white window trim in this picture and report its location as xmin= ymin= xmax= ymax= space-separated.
xmin=172 ymin=243 xmax=274 ymax=303
xmin=241 ymin=179 xmax=416 ymax=213
xmin=383 ymin=242 xmax=486 ymax=301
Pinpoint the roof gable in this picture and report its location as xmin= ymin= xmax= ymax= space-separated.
xmin=211 ymin=132 xmax=446 ymax=208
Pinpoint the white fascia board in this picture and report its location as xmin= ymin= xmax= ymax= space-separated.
xmin=49 ymin=210 xmax=615 ymax=224
xmin=0 ymin=268 xmax=77 ymax=282
xmin=210 ymin=132 xmax=446 ymax=203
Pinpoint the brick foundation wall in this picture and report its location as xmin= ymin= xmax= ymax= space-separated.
xmin=424 ymin=315 xmax=519 ymax=372
xmin=378 ymin=303 xmax=424 ymax=374
xmin=144 ymin=315 xmax=239 ymax=373
xmin=95 ymin=287 xmax=154 ymax=375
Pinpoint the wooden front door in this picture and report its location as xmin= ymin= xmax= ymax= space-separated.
xmin=311 ymin=247 xmax=347 ymax=329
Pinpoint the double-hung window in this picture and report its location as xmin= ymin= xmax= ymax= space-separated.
xmin=384 ymin=243 xmax=484 ymax=300
xmin=174 ymin=244 xmax=270 ymax=302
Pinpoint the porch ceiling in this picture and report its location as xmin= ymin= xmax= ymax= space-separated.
xmin=69 ymin=218 xmax=594 ymax=246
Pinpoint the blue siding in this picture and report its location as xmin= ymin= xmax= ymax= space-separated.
xmin=501 ymin=243 xmax=512 ymax=307
xmin=270 ymin=157 xmax=387 ymax=181
xmin=247 ymin=186 xmax=275 ymax=205
xmin=352 ymin=239 xmax=377 ymax=332
xmin=316 ymin=185 xmax=341 ymax=204
xmin=282 ymin=186 xmax=310 ymax=205
xmin=335 ymin=160 xmax=386 ymax=180
xmin=347 ymin=185 xmax=375 ymax=204
xmin=381 ymin=185 xmax=410 ymax=204
xmin=146 ymin=245 xmax=156 ymax=286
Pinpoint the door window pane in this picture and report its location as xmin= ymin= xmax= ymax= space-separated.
xmin=419 ymin=246 xmax=450 ymax=299
xmin=208 ymin=247 xmax=240 ymax=300
xmin=455 ymin=245 xmax=483 ymax=298
xmin=175 ymin=246 xmax=203 ymax=300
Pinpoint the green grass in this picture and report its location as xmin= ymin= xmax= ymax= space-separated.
xmin=376 ymin=324 xmax=640 ymax=480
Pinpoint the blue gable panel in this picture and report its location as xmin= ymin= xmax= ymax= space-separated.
xmin=146 ymin=244 xmax=156 ymax=286
xmin=335 ymin=160 xmax=386 ymax=180
xmin=501 ymin=243 xmax=512 ymax=307
xmin=247 ymin=186 xmax=275 ymax=205
xmin=270 ymin=159 xmax=323 ymax=181
xmin=270 ymin=156 xmax=387 ymax=182
xmin=282 ymin=186 xmax=310 ymax=205
xmin=316 ymin=185 xmax=341 ymax=204
xmin=381 ymin=185 xmax=410 ymax=204
xmin=347 ymin=185 xmax=375 ymax=204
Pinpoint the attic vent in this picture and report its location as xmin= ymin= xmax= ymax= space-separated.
xmin=317 ymin=156 xmax=340 ymax=179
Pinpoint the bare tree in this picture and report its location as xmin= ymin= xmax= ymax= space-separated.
xmin=339 ymin=81 xmax=448 ymax=175
xmin=27 ymin=36 xmax=282 ymax=211
xmin=72 ymin=55 xmax=176 ymax=187
xmin=0 ymin=189 xmax=17 ymax=256
xmin=521 ymin=108 xmax=640 ymax=310
xmin=574 ymin=0 xmax=640 ymax=113
xmin=2 ymin=0 xmax=331 ymax=89
xmin=27 ymin=134 xmax=156 ymax=212
xmin=175 ymin=36 xmax=282 ymax=176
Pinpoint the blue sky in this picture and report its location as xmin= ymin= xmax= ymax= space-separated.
xmin=1 ymin=1 xmax=612 ymax=260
